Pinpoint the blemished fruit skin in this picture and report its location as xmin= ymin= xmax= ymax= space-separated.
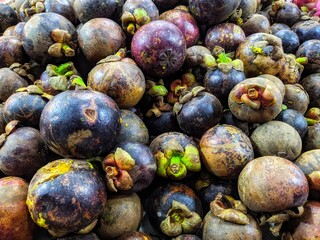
xmin=0 ymin=176 xmax=37 ymax=240
xmin=39 ymin=89 xmax=121 ymax=159
xmin=26 ymin=159 xmax=107 ymax=236
xmin=238 ymin=156 xmax=309 ymax=212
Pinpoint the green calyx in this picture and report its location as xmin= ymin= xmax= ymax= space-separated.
xmin=215 ymin=53 xmax=244 ymax=73
xmin=44 ymin=62 xmax=86 ymax=91
xmin=296 ymin=57 xmax=308 ymax=65
xmin=160 ymin=200 xmax=202 ymax=237
xmin=70 ymin=75 xmax=86 ymax=88
xmin=46 ymin=62 xmax=75 ymax=78
xmin=48 ymin=29 xmax=76 ymax=58
xmin=16 ymin=84 xmax=53 ymax=100
xmin=24 ymin=1 xmax=45 ymax=17
xmin=155 ymin=141 xmax=201 ymax=180
xmin=217 ymin=53 xmax=232 ymax=64
xmin=121 ymin=8 xmax=151 ymax=35
xmin=148 ymin=84 xmax=168 ymax=97
xmin=203 ymin=53 xmax=217 ymax=69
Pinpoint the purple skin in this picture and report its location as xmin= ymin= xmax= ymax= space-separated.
xmin=114 ymin=141 xmax=157 ymax=192
xmin=73 ymin=0 xmax=124 ymax=23
xmin=160 ymin=9 xmax=200 ymax=48
xmin=22 ymin=12 xmax=77 ymax=66
xmin=39 ymin=90 xmax=121 ymax=159
xmin=130 ymin=20 xmax=187 ymax=78
xmin=0 ymin=36 xmax=29 ymax=68
xmin=0 ymin=127 xmax=48 ymax=180
xmin=122 ymin=0 xmax=159 ymax=21
xmin=188 ymin=0 xmax=241 ymax=26
xmin=205 ymin=23 xmax=246 ymax=53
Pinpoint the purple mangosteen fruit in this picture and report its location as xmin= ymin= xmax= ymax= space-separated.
xmin=131 ymin=20 xmax=187 ymax=78
xmin=39 ymin=89 xmax=121 ymax=159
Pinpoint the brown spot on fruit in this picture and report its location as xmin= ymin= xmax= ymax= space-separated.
xmin=84 ymin=108 xmax=96 ymax=124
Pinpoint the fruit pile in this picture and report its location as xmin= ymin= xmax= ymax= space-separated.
xmin=0 ymin=0 xmax=320 ymax=239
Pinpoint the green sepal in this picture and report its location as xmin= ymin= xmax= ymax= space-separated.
xmin=181 ymin=144 xmax=201 ymax=172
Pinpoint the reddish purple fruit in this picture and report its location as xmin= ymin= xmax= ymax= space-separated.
xmin=160 ymin=7 xmax=200 ymax=47
xmin=131 ymin=20 xmax=187 ymax=77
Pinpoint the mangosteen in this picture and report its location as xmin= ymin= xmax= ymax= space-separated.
xmin=73 ymin=0 xmax=124 ymax=23
xmin=283 ymin=201 xmax=320 ymax=239
xmin=235 ymin=33 xmax=286 ymax=77
xmin=194 ymin=169 xmax=237 ymax=212
xmin=0 ymin=123 xmax=48 ymax=180
xmin=150 ymin=131 xmax=201 ymax=181
xmin=269 ymin=1 xmax=301 ymax=27
xmin=295 ymin=149 xmax=320 ymax=200
xmin=238 ymin=156 xmax=309 ymax=213
xmin=22 ymin=12 xmax=77 ymax=66
xmin=38 ymin=61 xmax=81 ymax=96
xmin=77 ymin=18 xmax=126 ymax=64
xmin=202 ymin=193 xmax=262 ymax=240
xmin=204 ymin=22 xmax=246 ymax=53
xmin=258 ymin=74 xmax=285 ymax=97
xmin=240 ymin=13 xmax=271 ymax=36
xmin=200 ymin=124 xmax=254 ymax=180
xmin=153 ymin=0 xmax=180 ymax=13
xmin=19 ymin=0 xmax=77 ymax=25
xmin=96 ymin=192 xmax=143 ymax=239
xmin=144 ymin=109 xmax=181 ymax=137
xmin=3 ymin=87 xmax=49 ymax=128
xmin=250 ymin=120 xmax=302 ymax=161
xmin=188 ymin=0 xmax=241 ymax=26
xmin=301 ymin=73 xmax=320 ymax=108
xmin=160 ymin=6 xmax=200 ymax=47
xmin=173 ymin=86 xmax=223 ymax=138
xmin=228 ymin=77 xmax=283 ymax=123
xmin=0 ymin=3 xmax=19 ymax=34
xmin=203 ymin=54 xmax=246 ymax=105
xmin=131 ymin=20 xmax=187 ymax=78
xmin=236 ymin=0 xmax=258 ymax=20
xmin=0 ymin=36 xmax=29 ymax=68
xmin=291 ymin=19 xmax=320 ymax=43
xmin=274 ymin=29 xmax=300 ymax=54
xmin=303 ymin=122 xmax=320 ymax=151
xmin=3 ymin=22 xmax=25 ymax=40
xmin=276 ymin=53 xmax=306 ymax=84
xmin=102 ymin=141 xmax=157 ymax=192
xmin=275 ymin=109 xmax=308 ymax=138
xmin=116 ymin=109 xmax=149 ymax=145
xmin=173 ymin=234 xmax=201 ymax=240
xmin=296 ymin=39 xmax=320 ymax=74
xmin=121 ymin=0 xmax=159 ymax=36
xmin=270 ymin=22 xmax=291 ymax=34
xmin=0 ymin=177 xmax=36 ymax=240
xmin=87 ymin=54 xmax=146 ymax=109
xmin=0 ymin=68 xmax=28 ymax=102
xmin=117 ymin=231 xmax=152 ymax=240
xmin=57 ymin=232 xmax=100 ymax=240
xmin=148 ymin=182 xmax=203 ymax=238
xmin=39 ymin=89 xmax=121 ymax=159
xmin=26 ymin=159 xmax=107 ymax=237
xmin=283 ymin=84 xmax=310 ymax=114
